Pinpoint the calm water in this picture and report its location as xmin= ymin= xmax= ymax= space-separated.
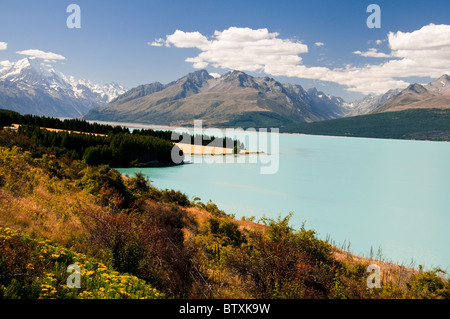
xmin=117 ymin=132 xmax=450 ymax=270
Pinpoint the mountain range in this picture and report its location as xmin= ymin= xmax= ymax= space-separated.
xmin=371 ymin=74 xmax=450 ymax=114
xmin=84 ymin=70 xmax=450 ymax=128
xmin=83 ymin=69 xmax=375 ymax=127
xmin=1 ymin=58 xmax=449 ymax=132
xmin=280 ymin=74 xmax=450 ymax=141
xmin=0 ymin=58 xmax=127 ymax=118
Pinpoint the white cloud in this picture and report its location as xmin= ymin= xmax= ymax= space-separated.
xmin=165 ymin=30 xmax=210 ymax=49
xmin=0 ymin=60 xmax=12 ymax=67
xmin=209 ymin=72 xmax=221 ymax=78
xmin=152 ymin=27 xmax=308 ymax=71
xmin=0 ymin=42 xmax=7 ymax=50
xmin=152 ymin=24 xmax=450 ymax=95
xmin=314 ymin=42 xmax=325 ymax=47
xmin=353 ymin=48 xmax=391 ymax=58
xmin=149 ymin=38 xmax=164 ymax=47
xmin=16 ymin=49 xmax=66 ymax=60
xmin=388 ymin=24 xmax=450 ymax=51
xmin=0 ymin=60 xmax=13 ymax=72
xmin=375 ymin=39 xmax=383 ymax=45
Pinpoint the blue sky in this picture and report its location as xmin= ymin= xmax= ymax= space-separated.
xmin=1 ymin=0 xmax=449 ymax=101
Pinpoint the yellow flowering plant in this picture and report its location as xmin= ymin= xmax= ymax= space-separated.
xmin=0 ymin=227 xmax=164 ymax=299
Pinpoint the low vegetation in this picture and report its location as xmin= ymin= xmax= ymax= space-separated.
xmin=0 ymin=117 xmax=449 ymax=299
xmin=0 ymin=227 xmax=164 ymax=299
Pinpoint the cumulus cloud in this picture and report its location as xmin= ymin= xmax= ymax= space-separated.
xmin=0 ymin=60 xmax=13 ymax=72
xmin=0 ymin=60 xmax=12 ymax=67
xmin=353 ymin=48 xmax=391 ymax=58
xmin=0 ymin=60 xmax=13 ymax=73
xmin=314 ymin=42 xmax=325 ymax=47
xmin=152 ymin=27 xmax=308 ymax=71
xmin=149 ymin=38 xmax=164 ymax=47
xmin=151 ymin=24 xmax=450 ymax=95
xmin=209 ymin=72 xmax=221 ymax=78
xmin=0 ymin=42 xmax=7 ymax=50
xmin=166 ymin=30 xmax=210 ymax=49
xmin=16 ymin=49 xmax=66 ymax=60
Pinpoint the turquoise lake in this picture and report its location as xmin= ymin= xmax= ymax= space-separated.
xmin=117 ymin=131 xmax=450 ymax=270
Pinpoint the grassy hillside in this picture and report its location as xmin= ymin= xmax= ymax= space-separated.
xmin=281 ymin=108 xmax=450 ymax=141
xmin=0 ymin=128 xmax=449 ymax=299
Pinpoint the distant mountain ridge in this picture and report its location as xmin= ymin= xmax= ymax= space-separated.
xmin=371 ymin=75 xmax=450 ymax=114
xmin=281 ymin=74 xmax=450 ymax=141
xmin=83 ymin=70 xmax=356 ymax=127
xmin=0 ymin=57 xmax=127 ymax=117
xmin=345 ymin=89 xmax=402 ymax=116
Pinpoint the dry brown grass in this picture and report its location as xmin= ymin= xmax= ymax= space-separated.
xmin=332 ymin=245 xmax=418 ymax=294
xmin=184 ymin=206 xmax=265 ymax=233
xmin=184 ymin=203 xmax=422 ymax=297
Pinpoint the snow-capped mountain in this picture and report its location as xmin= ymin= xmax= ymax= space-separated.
xmin=0 ymin=57 xmax=127 ymax=117
xmin=344 ymin=88 xmax=403 ymax=116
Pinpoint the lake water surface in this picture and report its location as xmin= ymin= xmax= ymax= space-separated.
xmin=117 ymin=131 xmax=450 ymax=270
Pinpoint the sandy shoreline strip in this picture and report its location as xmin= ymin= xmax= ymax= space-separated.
xmin=11 ymin=124 xmax=107 ymax=137
xmin=175 ymin=142 xmax=234 ymax=155
xmin=174 ymin=142 xmax=260 ymax=155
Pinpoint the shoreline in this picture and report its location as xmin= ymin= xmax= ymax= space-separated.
xmin=84 ymin=119 xmax=448 ymax=143
xmin=175 ymin=142 xmax=260 ymax=156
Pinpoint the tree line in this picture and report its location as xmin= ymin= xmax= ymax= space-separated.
xmin=1 ymin=109 xmax=245 ymax=152
xmin=16 ymin=124 xmax=179 ymax=167
xmin=0 ymin=109 xmax=179 ymax=167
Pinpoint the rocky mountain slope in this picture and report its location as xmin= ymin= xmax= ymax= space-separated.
xmin=371 ymin=75 xmax=450 ymax=114
xmin=83 ymin=70 xmax=353 ymax=127
xmin=345 ymin=89 xmax=402 ymax=116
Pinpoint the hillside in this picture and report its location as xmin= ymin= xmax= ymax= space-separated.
xmin=282 ymin=108 xmax=450 ymax=141
xmin=0 ymin=125 xmax=449 ymax=300
xmin=83 ymin=70 xmax=351 ymax=128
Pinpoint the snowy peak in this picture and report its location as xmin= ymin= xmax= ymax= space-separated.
xmin=1 ymin=57 xmax=51 ymax=84
xmin=0 ymin=58 xmax=127 ymax=117
xmin=426 ymin=74 xmax=450 ymax=95
xmin=1 ymin=58 xmax=127 ymax=102
xmin=345 ymin=88 xmax=402 ymax=116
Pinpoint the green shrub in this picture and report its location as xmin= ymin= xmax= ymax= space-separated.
xmin=407 ymin=270 xmax=450 ymax=299
xmin=208 ymin=218 xmax=246 ymax=248
xmin=75 ymin=165 xmax=131 ymax=210
xmin=224 ymin=214 xmax=336 ymax=299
